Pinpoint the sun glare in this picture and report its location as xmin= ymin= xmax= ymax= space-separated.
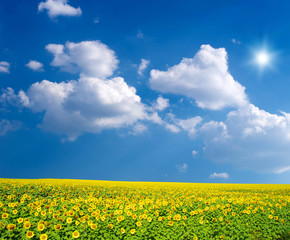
xmin=256 ymin=51 xmax=270 ymax=66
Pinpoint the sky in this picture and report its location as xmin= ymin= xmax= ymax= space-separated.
xmin=0 ymin=0 xmax=290 ymax=184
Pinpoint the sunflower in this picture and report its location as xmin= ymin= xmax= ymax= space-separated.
xmin=7 ymin=224 xmax=16 ymax=231
xmin=38 ymin=224 xmax=45 ymax=231
xmin=121 ymin=228 xmax=126 ymax=234
xmin=130 ymin=229 xmax=136 ymax=234
xmin=136 ymin=221 xmax=142 ymax=227
xmin=17 ymin=218 xmax=24 ymax=223
xmin=91 ymin=224 xmax=97 ymax=230
xmin=24 ymin=222 xmax=31 ymax=229
xmin=54 ymin=224 xmax=62 ymax=230
xmin=72 ymin=230 xmax=80 ymax=238
xmin=26 ymin=231 xmax=34 ymax=239
xmin=1 ymin=213 xmax=8 ymax=219
xmin=168 ymin=221 xmax=173 ymax=226
xmin=40 ymin=233 xmax=48 ymax=240
xmin=66 ymin=217 xmax=73 ymax=224
xmin=108 ymin=224 xmax=113 ymax=229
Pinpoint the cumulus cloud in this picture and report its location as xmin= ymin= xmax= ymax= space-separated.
xmin=0 ymin=88 xmax=29 ymax=107
xmin=150 ymin=44 xmax=248 ymax=110
xmin=26 ymin=60 xmax=44 ymax=71
xmin=1 ymin=40 xmax=148 ymax=141
xmin=21 ymin=75 xmax=146 ymax=141
xmin=201 ymin=104 xmax=290 ymax=173
xmin=0 ymin=119 xmax=22 ymax=136
xmin=209 ymin=172 xmax=229 ymax=179
xmin=165 ymin=113 xmax=202 ymax=137
xmin=38 ymin=0 xmax=82 ymax=19
xmin=46 ymin=41 xmax=118 ymax=78
xmin=176 ymin=163 xmax=188 ymax=173
xmin=0 ymin=61 xmax=10 ymax=73
xmin=153 ymin=96 xmax=169 ymax=111
xmin=138 ymin=59 xmax=150 ymax=76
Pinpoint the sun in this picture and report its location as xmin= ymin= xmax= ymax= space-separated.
xmin=256 ymin=51 xmax=270 ymax=66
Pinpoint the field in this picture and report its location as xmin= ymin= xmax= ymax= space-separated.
xmin=0 ymin=179 xmax=289 ymax=239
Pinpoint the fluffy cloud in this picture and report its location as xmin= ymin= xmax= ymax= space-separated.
xmin=46 ymin=41 xmax=118 ymax=78
xmin=0 ymin=61 xmax=10 ymax=73
xmin=0 ymin=88 xmax=29 ymax=107
xmin=201 ymin=104 xmax=290 ymax=174
xmin=165 ymin=113 xmax=202 ymax=137
xmin=150 ymin=44 xmax=248 ymax=110
xmin=209 ymin=172 xmax=229 ymax=179
xmin=26 ymin=60 xmax=44 ymax=71
xmin=176 ymin=163 xmax=188 ymax=173
xmin=153 ymin=96 xmax=169 ymax=111
xmin=1 ymin=40 xmax=148 ymax=141
xmin=38 ymin=0 xmax=82 ymax=19
xmin=138 ymin=59 xmax=150 ymax=76
xmin=22 ymin=76 xmax=146 ymax=140
xmin=0 ymin=119 xmax=22 ymax=136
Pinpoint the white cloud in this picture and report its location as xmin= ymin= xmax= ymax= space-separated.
xmin=21 ymin=75 xmax=147 ymax=141
xmin=0 ymin=88 xmax=29 ymax=107
xmin=130 ymin=123 xmax=148 ymax=135
xmin=150 ymin=44 xmax=248 ymax=110
xmin=0 ymin=119 xmax=22 ymax=136
xmin=46 ymin=41 xmax=118 ymax=78
xmin=138 ymin=59 xmax=150 ymax=76
xmin=38 ymin=0 xmax=82 ymax=19
xmin=26 ymin=60 xmax=44 ymax=71
xmin=0 ymin=61 xmax=10 ymax=73
xmin=209 ymin=172 xmax=229 ymax=179
xmin=93 ymin=18 xmax=99 ymax=23
xmin=202 ymin=104 xmax=290 ymax=173
xmin=153 ymin=96 xmax=169 ymax=111
xmin=176 ymin=163 xmax=188 ymax=173
xmin=165 ymin=113 xmax=202 ymax=137
xmin=2 ymin=40 xmax=148 ymax=141
xmin=192 ymin=150 xmax=198 ymax=156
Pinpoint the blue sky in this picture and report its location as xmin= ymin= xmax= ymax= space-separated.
xmin=0 ymin=0 xmax=290 ymax=183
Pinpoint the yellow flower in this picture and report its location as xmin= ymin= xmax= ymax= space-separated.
xmin=72 ymin=230 xmax=80 ymax=238
xmin=121 ymin=228 xmax=126 ymax=234
xmin=130 ymin=229 xmax=136 ymax=234
xmin=26 ymin=231 xmax=34 ymax=238
xmin=108 ymin=224 xmax=113 ymax=229
xmin=269 ymin=215 xmax=273 ymax=219
xmin=40 ymin=233 xmax=48 ymax=240
xmin=91 ymin=224 xmax=97 ymax=230
xmin=2 ymin=213 xmax=8 ymax=219
xmin=168 ymin=221 xmax=173 ymax=226
xmin=147 ymin=217 xmax=152 ymax=222
xmin=7 ymin=224 xmax=16 ymax=231
xmin=38 ymin=224 xmax=45 ymax=231
xmin=24 ymin=222 xmax=31 ymax=229
xmin=274 ymin=216 xmax=278 ymax=220
xmin=17 ymin=218 xmax=23 ymax=223
xmin=12 ymin=210 xmax=18 ymax=214
xmin=54 ymin=224 xmax=62 ymax=230
xmin=136 ymin=221 xmax=142 ymax=227
xmin=219 ymin=217 xmax=223 ymax=221
xmin=66 ymin=217 xmax=72 ymax=224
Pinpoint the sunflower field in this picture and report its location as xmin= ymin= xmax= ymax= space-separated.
xmin=0 ymin=179 xmax=289 ymax=240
